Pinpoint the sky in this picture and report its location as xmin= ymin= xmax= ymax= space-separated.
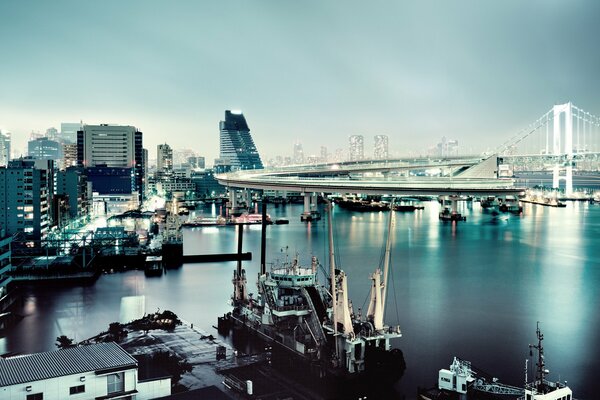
xmin=1 ymin=1 xmax=599 ymax=164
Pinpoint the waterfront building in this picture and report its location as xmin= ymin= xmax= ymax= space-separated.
xmin=191 ymin=169 xmax=226 ymax=198
xmin=374 ymin=135 xmax=389 ymax=160
xmin=349 ymin=135 xmax=364 ymax=161
xmin=0 ymin=130 xmax=10 ymax=166
xmin=0 ymin=342 xmax=171 ymax=400
xmin=28 ymin=137 xmax=62 ymax=161
xmin=293 ymin=142 xmax=304 ymax=164
xmin=0 ymin=159 xmax=49 ymax=241
xmin=219 ymin=110 xmax=263 ymax=170
xmin=157 ymin=143 xmax=173 ymax=173
xmin=77 ymin=124 xmax=145 ymax=203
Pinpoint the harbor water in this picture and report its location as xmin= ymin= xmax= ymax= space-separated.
xmin=1 ymin=201 xmax=599 ymax=399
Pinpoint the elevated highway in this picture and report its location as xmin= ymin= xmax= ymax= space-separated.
xmin=216 ymin=155 xmax=525 ymax=197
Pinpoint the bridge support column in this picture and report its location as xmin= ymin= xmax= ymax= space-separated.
xmin=552 ymin=103 xmax=574 ymax=196
xmin=229 ymin=189 xmax=242 ymax=216
xmin=301 ymin=193 xmax=321 ymax=222
xmin=439 ymin=195 xmax=466 ymax=222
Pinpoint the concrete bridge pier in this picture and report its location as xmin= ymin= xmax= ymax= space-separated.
xmin=301 ymin=192 xmax=321 ymax=222
xmin=439 ymin=195 xmax=466 ymax=222
xmin=228 ymin=189 xmax=243 ymax=216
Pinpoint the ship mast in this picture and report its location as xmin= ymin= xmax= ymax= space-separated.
xmin=529 ymin=321 xmax=547 ymax=389
xmin=327 ymin=200 xmax=339 ymax=359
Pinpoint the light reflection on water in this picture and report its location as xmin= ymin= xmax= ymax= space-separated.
xmin=1 ymin=202 xmax=599 ymax=399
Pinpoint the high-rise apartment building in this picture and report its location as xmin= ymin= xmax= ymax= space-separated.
xmin=0 ymin=131 xmax=10 ymax=166
xmin=0 ymin=159 xmax=49 ymax=241
xmin=77 ymin=124 xmax=144 ymax=201
xmin=436 ymin=137 xmax=459 ymax=157
xmin=157 ymin=143 xmax=173 ymax=172
xmin=62 ymin=143 xmax=78 ymax=170
xmin=219 ymin=110 xmax=263 ymax=170
xmin=320 ymin=146 xmax=328 ymax=163
xmin=349 ymin=135 xmax=364 ymax=161
xmin=374 ymin=135 xmax=389 ymax=160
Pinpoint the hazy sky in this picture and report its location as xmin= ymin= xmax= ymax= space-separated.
xmin=1 ymin=1 xmax=599 ymax=163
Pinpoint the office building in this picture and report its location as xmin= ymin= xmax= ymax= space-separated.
xmin=0 ymin=159 xmax=49 ymax=241
xmin=77 ymin=124 xmax=144 ymax=202
xmin=0 ymin=130 xmax=10 ymax=166
xmin=28 ymin=137 xmax=62 ymax=161
xmin=349 ymin=135 xmax=364 ymax=161
xmin=374 ymin=135 xmax=389 ymax=160
xmin=219 ymin=110 xmax=263 ymax=170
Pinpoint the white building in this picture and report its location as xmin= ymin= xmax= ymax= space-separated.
xmin=373 ymin=135 xmax=389 ymax=160
xmin=0 ymin=342 xmax=171 ymax=400
xmin=348 ymin=135 xmax=364 ymax=161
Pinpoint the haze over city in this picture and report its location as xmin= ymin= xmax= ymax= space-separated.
xmin=1 ymin=1 xmax=600 ymax=162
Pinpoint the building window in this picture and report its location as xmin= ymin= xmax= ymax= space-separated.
xmin=69 ymin=385 xmax=85 ymax=395
xmin=27 ymin=394 xmax=43 ymax=400
xmin=107 ymin=372 xmax=124 ymax=394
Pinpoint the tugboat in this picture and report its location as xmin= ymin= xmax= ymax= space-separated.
xmin=221 ymin=201 xmax=404 ymax=383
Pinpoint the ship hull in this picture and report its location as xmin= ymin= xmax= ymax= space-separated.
xmin=221 ymin=311 xmax=406 ymax=398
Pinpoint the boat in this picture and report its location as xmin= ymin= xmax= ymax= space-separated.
xmin=439 ymin=207 xmax=466 ymax=221
xmin=336 ymin=198 xmax=390 ymax=212
xmin=393 ymin=203 xmax=425 ymax=212
xmin=420 ymin=323 xmax=572 ymax=400
xmin=220 ymin=201 xmax=405 ymax=385
xmin=182 ymin=213 xmax=272 ymax=227
xmin=274 ymin=218 xmax=289 ymax=225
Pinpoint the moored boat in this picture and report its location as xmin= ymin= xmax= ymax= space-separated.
xmin=221 ymin=201 xmax=405 ymax=388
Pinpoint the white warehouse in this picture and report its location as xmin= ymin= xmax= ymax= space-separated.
xmin=0 ymin=342 xmax=171 ymax=400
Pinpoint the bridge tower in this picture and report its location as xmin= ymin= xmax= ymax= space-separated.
xmin=551 ymin=102 xmax=574 ymax=196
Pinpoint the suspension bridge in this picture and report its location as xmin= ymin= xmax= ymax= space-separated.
xmin=496 ymin=101 xmax=600 ymax=195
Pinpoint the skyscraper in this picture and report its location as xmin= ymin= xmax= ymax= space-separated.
xmin=219 ymin=110 xmax=263 ymax=170
xmin=0 ymin=131 xmax=10 ymax=166
xmin=349 ymin=135 xmax=364 ymax=161
xmin=374 ymin=135 xmax=389 ymax=160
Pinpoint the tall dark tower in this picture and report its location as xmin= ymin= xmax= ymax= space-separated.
xmin=219 ymin=110 xmax=263 ymax=170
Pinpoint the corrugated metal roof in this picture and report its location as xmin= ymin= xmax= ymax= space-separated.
xmin=0 ymin=342 xmax=137 ymax=387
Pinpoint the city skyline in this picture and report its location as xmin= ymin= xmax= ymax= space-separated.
xmin=1 ymin=1 xmax=599 ymax=162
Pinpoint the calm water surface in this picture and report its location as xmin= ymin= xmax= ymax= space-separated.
xmin=1 ymin=201 xmax=599 ymax=399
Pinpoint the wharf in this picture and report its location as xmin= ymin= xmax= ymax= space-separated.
xmin=521 ymin=198 xmax=566 ymax=207
xmin=120 ymin=322 xmax=319 ymax=399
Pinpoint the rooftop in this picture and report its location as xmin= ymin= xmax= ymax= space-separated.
xmin=0 ymin=342 xmax=137 ymax=387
